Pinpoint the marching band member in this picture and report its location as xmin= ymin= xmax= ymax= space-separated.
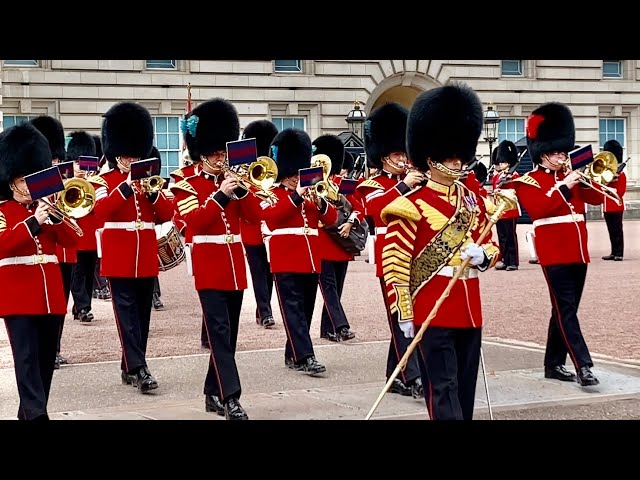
xmin=0 ymin=123 xmax=80 ymax=420
xmin=492 ymin=140 xmax=521 ymax=271
xmin=29 ymin=115 xmax=77 ymax=369
xmin=171 ymin=98 xmax=254 ymax=420
xmin=263 ymin=128 xmax=337 ymax=375
xmin=240 ymin=120 xmax=279 ymax=328
xmin=504 ymin=102 xmax=603 ymax=386
xmin=356 ymin=103 xmax=425 ymax=398
xmin=312 ymin=134 xmax=359 ymax=342
xmin=89 ymin=102 xmax=175 ymax=393
xmin=383 ymin=83 xmax=500 ymax=420
xmin=66 ymin=131 xmax=100 ymax=322
xmin=601 ymin=139 xmax=626 ymax=262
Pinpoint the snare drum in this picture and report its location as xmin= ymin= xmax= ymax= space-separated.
xmin=155 ymin=222 xmax=186 ymax=271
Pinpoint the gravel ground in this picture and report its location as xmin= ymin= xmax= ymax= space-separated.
xmin=1 ymin=220 xmax=638 ymax=368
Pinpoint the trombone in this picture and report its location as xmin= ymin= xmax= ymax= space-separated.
xmin=217 ymin=156 xmax=279 ymax=205
xmin=40 ymin=177 xmax=96 ymax=237
xmin=563 ymin=151 xmax=622 ymax=205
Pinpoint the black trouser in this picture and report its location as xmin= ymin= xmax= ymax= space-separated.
xmin=93 ymin=258 xmax=107 ymax=291
xmin=72 ymin=250 xmax=97 ymax=313
xmin=198 ymin=289 xmax=244 ymax=402
xmin=153 ymin=277 xmax=161 ymax=296
xmin=55 ymin=262 xmax=74 ymax=355
xmin=379 ymin=278 xmax=421 ymax=385
xmin=245 ymin=244 xmax=274 ymax=321
xmin=604 ymin=211 xmax=624 ymax=257
xmin=416 ymin=326 xmax=482 ymax=421
xmin=107 ymin=277 xmax=155 ymax=374
xmin=496 ymin=218 xmax=519 ymax=267
xmin=4 ymin=315 xmax=59 ymax=420
xmin=541 ymin=263 xmax=593 ymax=370
xmin=274 ymin=272 xmax=318 ymax=363
xmin=319 ymin=259 xmax=350 ymax=335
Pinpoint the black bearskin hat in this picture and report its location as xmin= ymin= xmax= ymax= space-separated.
xmin=312 ymin=134 xmax=345 ymax=175
xmin=67 ymin=131 xmax=97 ymax=161
xmin=92 ymin=135 xmax=103 ymax=159
xmin=0 ymin=124 xmax=52 ymax=200
xmin=603 ymin=139 xmax=623 ymax=163
xmin=364 ymin=102 xmax=408 ymax=169
xmin=149 ymin=146 xmax=162 ymax=161
xmin=473 ymin=161 xmax=488 ymax=185
xmin=407 ymin=83 xmax=483 ymax=170
xmin=102 ymin=102 xmax=154 ymax=160
xmin=183 ymin=98 xmax=239 ymax=163
xmin=495 ymin=140 xmax=518 ymax=166
xmin=525 ymin=102 xmax=575 ymax=165
xmin=343 ymin=151 xmax=355 ymax=172
xmin=269 ymin=128 xmax=312 ymax=181
xmin=242 ymin=120 xmax=279 ymax=157
xmin=29 ymin=115 xmax=66 ymax=161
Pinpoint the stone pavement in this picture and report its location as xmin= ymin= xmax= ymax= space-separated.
xmin=2 ymin=338 xmax=640 ymax=420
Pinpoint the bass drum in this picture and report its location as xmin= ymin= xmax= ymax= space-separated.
xmin=155 ymin=222 xmax=186 ymax=272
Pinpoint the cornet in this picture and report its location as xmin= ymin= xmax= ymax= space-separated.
xmin=138 ymin=175 xmax=165 ymax=194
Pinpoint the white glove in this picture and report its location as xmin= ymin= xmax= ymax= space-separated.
xmin=399 ymin=321 xmax=415 ymax=339
xmin=460 ymin=242 xmax=486 ymax=266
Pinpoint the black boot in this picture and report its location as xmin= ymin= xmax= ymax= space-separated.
xmin=224 ymin=397 xmax=249 ymax=420
xmin=544 ymin=365 xmax=576 ymax=382
xmin=577 ymin=366 xmax=599 ymax=386
xmin=205 ymin=394 xmax=225 ymax=416
xmin=131 ymin=366 xmax=158 ymax=393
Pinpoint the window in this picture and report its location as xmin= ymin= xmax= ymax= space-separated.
xmin=599 ymin=118 xmax=625 ymax=150
xmin=272 ymin=117 xmax=305 ymax=132
xmin=2 ymin=115 xmax=35 ymax=130
xmin=501 ymin=60 xmax=522 ymax=76
xmin=3 ymin=60 xmax=38 ymax=67
xmin=152 ymin=116 xmax=181 ymax=178
xmin=274 ymin=60 xmax=302 ymax=73
xmin=603 ymin=60 xmax=622 ymax=79
xmin=146 ymin=60 xmax=176 ymax=70
xmin=497 ymin=118 xmax=526 ymax=143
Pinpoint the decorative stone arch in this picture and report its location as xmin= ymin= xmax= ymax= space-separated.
xmin=366 ymin=72 xmax=442 ymax=114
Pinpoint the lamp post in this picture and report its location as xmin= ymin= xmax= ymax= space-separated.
xmin=346 ymin=100 xmax=367 ymax=140
xmin=483 ymin=104 xmax=501 ymax=162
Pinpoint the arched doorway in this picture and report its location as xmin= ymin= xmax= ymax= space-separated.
xmin=370 ymin=85 xmax=422 ymax=111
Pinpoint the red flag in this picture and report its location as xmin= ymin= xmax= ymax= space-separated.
xmin=187 ymin=83 xmax=192 ymax=113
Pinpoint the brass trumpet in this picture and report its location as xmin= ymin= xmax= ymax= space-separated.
xmin=563 ymin=151 xmax=622 ymax=205
xmin=40 ymin=177 xmax=96 ymax=237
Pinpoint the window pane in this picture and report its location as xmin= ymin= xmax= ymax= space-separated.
xmin=272 ymin=118 xmax=284 ymax=131
xmin=599 ymin=117 xmax=625 ymax=151
xmin=274 ymin=60 xmax=302 ymax=72
xmin=168 ymin=134 xmax=180 ymax=149
xmin=603 ymin=61 xmax=622 ymax=78
xmin=497 ymin=118 xmax=525 ymax=143
xmin=146 ymin=60 xmax=176 ymax=69
xmin=272 ymin=117 xmax=305 ymax=133
xmin=501 ymin=60 xmax=522 ymax=76
xmin=3 ymin=115 xmax=34 ymax=130
xmin=157 ymin=135 xmax=168 ymax=149
xmin=167 ymin=116 xmax=179 ymax=132
xmin=153 ymin=116 xmax=182 ymax=175
xmin=155 ymin=117 xmax=168 ymax=133
xmin=4 ymin=60 xmax=38 ymax=66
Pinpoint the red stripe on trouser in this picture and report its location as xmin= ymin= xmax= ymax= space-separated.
xmin=318 ymin=281 xmax=339 ymax=334
xmin=417 ymin=343 xmax=434 ymax=420
xmin=198 ymin=296 xmax=225 ymax=400
xmin=379 ymin=277 xmax=409 ymax=384
xmin=108 ymin=279 xmax=129 ymax=373
xmin=273 ymin=276 xmax=298 ymax=362
xmin=511 ymin=219 xmax=519 ymax=265
xmin=541 ymin=268 xmax=579 ymax=369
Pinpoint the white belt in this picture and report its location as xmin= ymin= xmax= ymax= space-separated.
xmin=0 ymin=254 xmax=59 ymax=268
xmin=375 ymin=227 xmax=387 ymax=236
xmin=437 ymin=265 xmax=479 ymax=280
xmin=103 ymin=221 xmax=155 ymax=231
xmin=192 ymin=234 xmax=242 ymax=244
xmin=270 ymin=227 xmax=318 ymax=236
xmin=532 ymin=213 xmax=584 ymax=229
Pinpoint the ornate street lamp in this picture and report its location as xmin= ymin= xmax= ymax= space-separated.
xmin=483 ymin=104 xmax=501 ymax=161
xmin=346 ymin=100 xmax=367 ymax=139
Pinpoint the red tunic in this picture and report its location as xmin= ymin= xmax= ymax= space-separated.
xmin=504 ymin=166 xmax=604 ymax=266
xmin=603 ymin=172 xmax=626 ymax=213
xmin=381 ymin=179 xmax=500 ymax=329
xmin=171 ymin=173 xmax=262 ymax=291
xmin=0 ymin=200 xmax=80 ymax=316
xmin=90 ymin=168 xmax=175 ymax=278
xmin=261 ymin=185 xmax=337 ymax=274
xmin=492 ymin=171 xmax=521 ymax=219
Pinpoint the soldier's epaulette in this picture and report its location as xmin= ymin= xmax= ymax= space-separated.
xmin=171 ymin=179 xmax=198 ymax=196
xmin=357 ymin=179 xmax=385 ymax=191
xmin=170 ymin=168 xmax=184 ymax=179
xmin=381 ymin=196 xmax=422 ymax=224
xmin=89 ymin=175 xmax=108 ymax=188
xmin=510 ymin=174 xmax=540 ymax=189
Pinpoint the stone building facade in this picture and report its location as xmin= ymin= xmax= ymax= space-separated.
xmin=1 ymin=59 xmax=638 ymax=213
